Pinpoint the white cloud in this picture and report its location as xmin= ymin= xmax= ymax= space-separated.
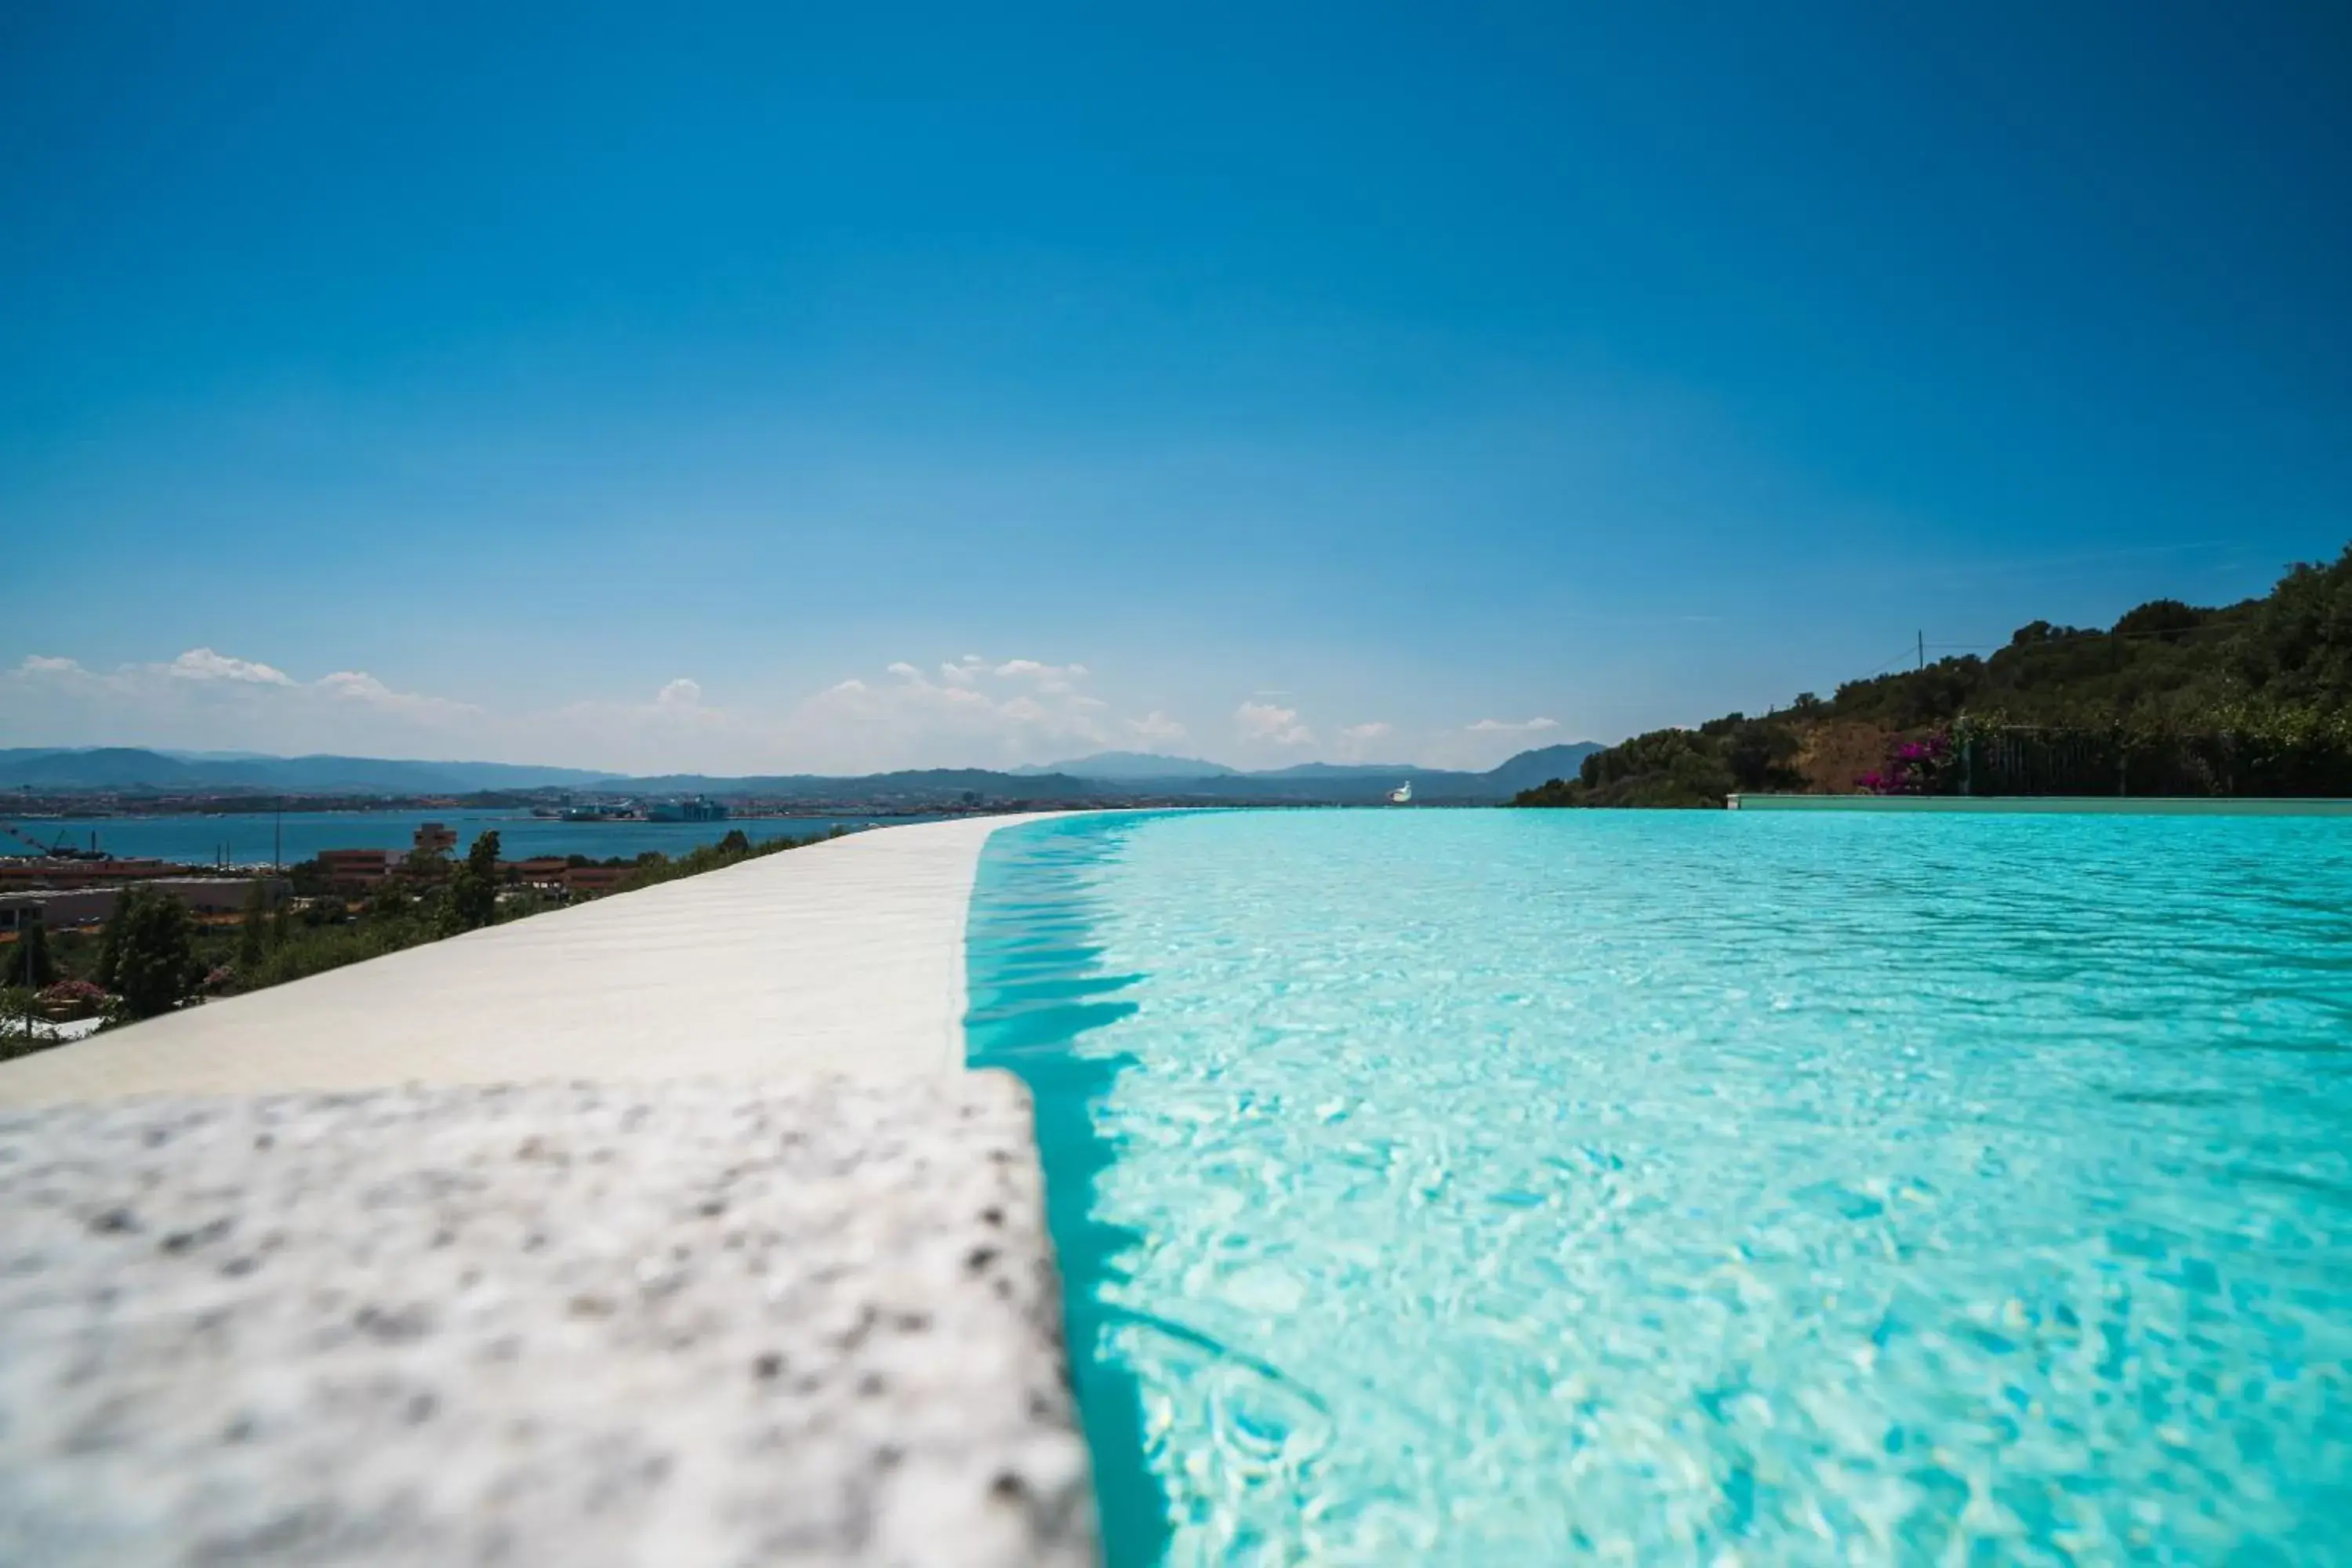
xmin=10 ymin=655 xmax=115 ymax=699
xmin=1335 ymin=720 xmax=1393 ymax=761
xmin=1127 ymin=710 xmax=1187 ymax=744
xmin=170 ymin=648 xmax=295 ymax=685
xmin=4 ymin=642 xmax=1560 ymax=776
xmin=989 ymin=659 xmax=1093 ymax=697
xmin=318 ymin=671 xmax=390 ymax=700
xmin=4 ymin=647 xmax=1122 ymax=774
xmin=6 ymin=648 xmax=481 ymax=757
xmin=519 ymin=659 xmax=1120 ymax=774
xmin=790 ymin=655 xmax=1112 ymax=771
xmin=528 ymin=677 xmax=742 ymax=772
xmin=316 ymin=670 xmax=481 ymax=721
xmin=1235 ymin=700 xmax=1314 ymax=748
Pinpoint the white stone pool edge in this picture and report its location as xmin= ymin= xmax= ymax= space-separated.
xmin=0 ymin=811 xmax=1106 ymax=1566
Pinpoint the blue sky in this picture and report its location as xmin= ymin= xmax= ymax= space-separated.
xmin=4 ymin=2 xmax=2347 ymax=772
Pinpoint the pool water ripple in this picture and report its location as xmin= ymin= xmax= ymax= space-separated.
xmin=967 ymin=809 xmax=2352 ymax=1564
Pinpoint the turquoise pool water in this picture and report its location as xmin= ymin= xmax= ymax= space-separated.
xmin=965 ymin=809 xmax=2352 ymax=1564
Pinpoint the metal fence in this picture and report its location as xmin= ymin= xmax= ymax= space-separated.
xmin=1957 ymin=728 xmax=2352 ymax=798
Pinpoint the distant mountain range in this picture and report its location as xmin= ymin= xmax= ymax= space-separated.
xmin=0 ymin=748 xmax=611 ymax=795
xmin=1010 ymin=750 xmax=1238 ymax=780
xmin=600 ymin=768 xmax=1102 ymax=801
xmin=0 ymin=741 xmax=1602 ymax=805
xmin=1019 ymin=744 xmax=1600 ymax=794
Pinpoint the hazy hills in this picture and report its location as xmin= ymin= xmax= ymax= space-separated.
xmin=0 ymin=740 xmax=1603 ymax=805
xmin=1010 ymin=751 xmax=1238 ymax=780
xmin=1018 ymin=743 xmax=1600 ymax=796
xmin=0 ymin=748 xmax=610 ymax=795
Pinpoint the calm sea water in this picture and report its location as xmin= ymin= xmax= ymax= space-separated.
xmin=0 ymin=808 xmax=946 ymax=866
xmin=967 ymin=809 xmax=2352 ymax=1565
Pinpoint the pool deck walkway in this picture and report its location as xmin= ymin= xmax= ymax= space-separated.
xmin=0 ymin=812 xmax=1058 ymax=1107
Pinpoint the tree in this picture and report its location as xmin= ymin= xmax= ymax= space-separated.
xmin=2112 ymin=598 xmax=2209 ymax=642
xmin=236 ymin=878 xmax=270 ymax=972
xmin=717 ymin=828 xmax=751 ymax=857
xmin=441 ymin=830 xmax=501 ymax=935
xmin=96 ymin=888 xmax=201 ymax=1020
xmin=3 ymin=919 xmax=56 ymax=989
xmin=2232 ymin=544 xmax=2352 ymax=709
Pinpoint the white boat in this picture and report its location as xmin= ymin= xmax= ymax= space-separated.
xmin=1388 ymin=782 xmax=1413 ymax=804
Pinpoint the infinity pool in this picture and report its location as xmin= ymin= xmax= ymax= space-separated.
xmin=965 ymin=809 xmax=2352 ymax=1564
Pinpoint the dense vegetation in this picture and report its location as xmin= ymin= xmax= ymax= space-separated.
xmin=1518 ymin=544 xmax=2352 ymax=808
xmin=2 ymin=825 xmax=838 ymax=1052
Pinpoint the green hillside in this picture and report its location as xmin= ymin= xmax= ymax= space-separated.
xmin=1519 ymin=544 xmax=2352 ymax=808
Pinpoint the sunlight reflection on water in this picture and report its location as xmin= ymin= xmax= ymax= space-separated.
xmin=969 ymin=809 xmax=2352 ymax=1565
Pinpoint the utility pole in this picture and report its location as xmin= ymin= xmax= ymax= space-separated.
xmin=1917 ymin=630 xmax=1925 ymax=671
xmin=274 ymin=797 xmax=283 ymax=874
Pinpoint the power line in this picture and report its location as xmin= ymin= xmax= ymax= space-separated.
xmin=1918 ymin=619 xmax=2250 ymax=655
xmin=1854 ymin=646 xmax=1926 ymax=681
xmin=1821 ymin=618 xmax=2252 ymax=695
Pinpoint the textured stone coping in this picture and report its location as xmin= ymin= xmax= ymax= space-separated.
xmin=0 ymin=813 xmax=1067 ymax=1107
xmin=0 ymin=1071 xmax=1097 ymax=1566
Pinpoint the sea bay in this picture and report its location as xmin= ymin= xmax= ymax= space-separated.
xmin=0 ymin=808 xmax=952 ymax=868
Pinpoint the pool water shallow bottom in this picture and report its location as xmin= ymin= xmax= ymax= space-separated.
xmin=965 ymin=810 xmax=2352 ymax=1564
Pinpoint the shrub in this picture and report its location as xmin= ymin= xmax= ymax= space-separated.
xmin=95 ymin=888 xmax=202 ymax=1019
xmin=1858 ymin=730 xmax=1955 ymax=795
xmin=40 ymin=978 xmax=108 ymax=1017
